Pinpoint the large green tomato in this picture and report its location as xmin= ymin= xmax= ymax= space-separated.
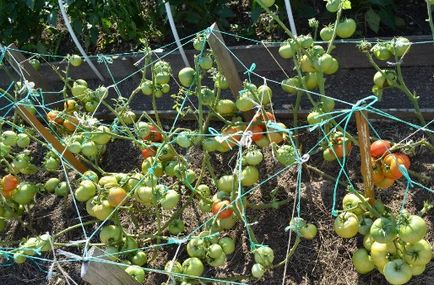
xmin=13 ymin=183 xmax=37 ymax=205
xmin=370 ymin=241 xmax=396 ymax=272
xmin=370 ymin=217 xmax=397 ymax=243
xmin=342 ymin=193 xmax=366 ymax=215
xmin=131 ymin=251 xmax=147 ymax=266
xmin=300 ymin=223 xmax=317 ymax=240
xmin=125 ymin=265 xmax=145 ymax=283
xmin=217 ymin=175 xmax=235 ymax=194
xmin=218 ymin=237 xmax=236 ymax=255
xmin=383 ymin=259 xmax=412 ymax=285
xmin=398 ymin=214 xmax=427 ymax=244
xmin=160 ymin=189 xmax=180 ymax=210
xmin=99 ymin=225 xmax=122 ymax=245
xmin=165 ymin=260 xmax=183 ymax=273
xmin=74 ymin=180 xmax=97 ymax=202
xmin=251 ymin=263 xmax=266 ymax=279
xmin=352 ymin=248 xmax=375 ymax=274
xmin=336 ymin=18 xmax=357 ymax=39
xmin=333 ymin=212 xmax=359 ymax=238
xmin=243 ymin=149 xmax=263 ymax=166
xmin=254 ymin=246 xmax=274 ymax=267
xmin=241 ymin=166 xmax=259 ymax=187
xmin=187 ymin=238 xmax=206 ymax=258
xmin=403 ymin=239 xmax=432 ymax=266
xmin=363 ymin=233 xmax=375 ymax=251
xmin=182 ymin=257 xmax=204 ymax=277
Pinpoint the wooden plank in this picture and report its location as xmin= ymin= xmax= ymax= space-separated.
xmin=207 ymin=23 xmax=255 ymax=120
xmin=355 ymin=111 xmax=375 ymax=205
xmin=81 ymin=247 xmax=140 ymax=285
xmin=15 ymin=105 xmax=88 ymax=173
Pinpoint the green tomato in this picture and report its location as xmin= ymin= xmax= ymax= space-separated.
xmin=218 ymin=237 xmax=236 ymax=255
xmin=44 ymin=178 xmax=60 ymax=193
xmin=370 ymin=217 xmax=397 ymax=243
xmin=398 ymin=214 xmax=427 ymax=244
xmin=333 ymin=212 xmax=359 ymax=238
xmin=342 ymin=193 xmax=366 ymax=216
xmin=307 ymin=111 xmax=322 ymax=125
xmin=16 ymin=133 xmax=30 ymax=148
xmin=81 ymin=141 xmax=98 ymax=159
xmin=2 ymin=131 xmax=18 ymax=146
xmin=125 ymin=265 xmax=145 ymax=283
xmin=383 ymin=259 xmax=412 ymax=285
xmin=165 ymin=260 xmax=183 ymax=273
xmin=392 ymin=37 xmax=411 ymax=57
xmin=199 ymin=87 xmax=215 ymax=106
xmin=217 ymin=175 xmax=236 ymax=194
xmin=259 ymin=0 xmax=275 ymax=8
xmin=370 ymin=241 xmax=396 ymax=271
xmin=196 ymin=184 xmax=211 ymax=197
xmin=300 ymin=223 xmax=317 ymax=240
xmin=207 ymin=252 xmax=226 ymax=267
xmin=207 ymin=243 xmax=224 ymax=259
xmin=168 ymin=218 xmax=185 ymax=235
xmin=243 ymin=149 xmax=263 ymax=166
xmin=320 ymin=96 xmax=335 ymax=112
xmin=13 ymin=183 xmax=37 ymax=205
xmin=216 ymin=99 xmax=236 ymax=116
xmin=69 ymin=54 xmax=82 ymax=67
xmin=275 ymin=144 xmax=296 ymax=166
xmin=99 ymin=225 xmax=122 ymax=245
xmin=14 ymin=251 xmax=26 ymax=264
xmin=178 ymin=67 xmax=195 ymax=87
xmin=317 ymin=54 xmax=335 ymax=73
xmin=372 ymin=43 xmax=392 ymax=61
xmin=352 ymin=248 xmax=375 ymax=274
xmin=92 ymin=200 xmax=114 ymax=221
xmin=336 ymin=18 xmax=357 ymax=39
xmin=251 ymin=263 xmax=266 ymax=279
xmin=320 ymin=26 xmax=334 ymax=41
xmin=92 ymin=126 xmax=111 ymax=145
xmin=278 ymin=41 xmax=296 ymax=59
xmin=257 ymin=85 xmax=272 ymax=105
xmin=141 ymin=157 xmax=163 ymax=177
xmin=326 ymin=0 xmax=340 ymax=13
xmin=298 ymin=34 xmax=313 ymax=49
xmin=323 ymin=57 xmax=339 ymax=75
xmin=55 ymin=181 xmax=69 ymax=197
xmin=303 ymin=72 xmax=318 ymax=90
xmin=182 ymin=257 xmax=204 ymax=277
xmin=363 ymin=233 xmax=375 ymax=251
xmin=403 ymin=239 xmax=432 ymax=266
xmin=74 ymin=180 xmax=97 ymax=202
xmin=281 ymin=77 xmax=300 ymax=94
xmin=236 ymin=95 xmax=255 ymax=112
xmin=160 ymin=189 xmax=180 ymax=210
xmin=176 ymin=131 xmax=191 ymax=148
xmin=409 ymin=264 xmax=425 ymax=276
xmin=199 ymin=55 xmax=213 ymax=70
xmin=187 ymin=238 xmax=206 ymax=258
xmin=241 ymin=166 xmax=259 ymax=187
xmin=217 ymin=214 xmax=238 ymax=230
xmin=254 ymin=246 xmax=274 ymax=267
xmin=29 ymin=58 xmax=41 ymax=71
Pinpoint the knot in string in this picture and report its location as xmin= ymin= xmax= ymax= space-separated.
xmin=266 ymin=120 xmax=292 ymax=136
xmin=97 ymin=54 xmax=113 ymax=64
xmin=243 ymin=63 xmax=256 ymax=81
xmin=239 ymin=130 xmax=253 ymax=147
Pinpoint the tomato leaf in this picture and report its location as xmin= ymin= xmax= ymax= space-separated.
xmin=365 ymin=9 xmax=380 ymax=33
xmin=342 ymin=0 xmax=352 ymax=10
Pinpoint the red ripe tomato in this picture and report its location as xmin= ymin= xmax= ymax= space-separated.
xmin=383 ymin=154 xmax=408 ymax=180
xmin=370 ymin=140 xmax=391 ymax=158
xmin=2 ymin=174 xmax=20 ymax=192
xmin=211 ymin=200 xmax=233 ymax=219
xmin=143 ymin=125 xmax=163 ymax=142
xmin=141 ymin=147 xmax=156 ymax=159
xmin=249 ymin=124 xmax=265 ymax=142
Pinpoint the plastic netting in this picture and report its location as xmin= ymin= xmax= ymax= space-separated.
xmin=0 ymin=27 xmax=433 ymax=285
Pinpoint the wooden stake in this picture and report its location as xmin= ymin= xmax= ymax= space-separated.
xmin=4 ymin=45 xmax=88 ymax=174
xmin=81 ymin=247 xmax=140 ymax=285
xmin=207 ymin=23 xmax=254 ymax=120
xmin=355 ymin=111 xmax=375 ymax=205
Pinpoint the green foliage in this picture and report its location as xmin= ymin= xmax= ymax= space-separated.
xmin=351 ymin=0 xmax=401 ymax=33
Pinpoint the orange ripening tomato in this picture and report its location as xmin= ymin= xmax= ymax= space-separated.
xmin=47 ymin=110 xmax=64 ymax=124
xmin=267 ymin=129 xmax=284 ymax=144
xmin=1 ymin=189 xmax=14 ymax=199
xmin=383 ymin=153 xmax=408 ymax=180
xmin=107 ymin=187 xmax=127 ymax=207
xmin=375 ymin=177 xmax=395 ymax=190
xmin=141 ymin=147 xmax=156 ymax=159
xmin=253 ymin=111 xmax=275 ymax=123
xmin=370 ymin=140 xmax=391 ymax=158
xmin=63 ymin=116 xmax=79 ymax=132
xmin=1 ymin=174 xmax=19 ymax=192
xmin=248 ymin=124 xmax=265 ymax=142
xmin=212 ymin=200 xmax=233 ymax=219
xmin=394 ymin=153 xmax=410 ymax=169
xmin=333 ymin=139 xmax=352 ymax=158
xmin=222 ymin=126 xmax=242 ymax=147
